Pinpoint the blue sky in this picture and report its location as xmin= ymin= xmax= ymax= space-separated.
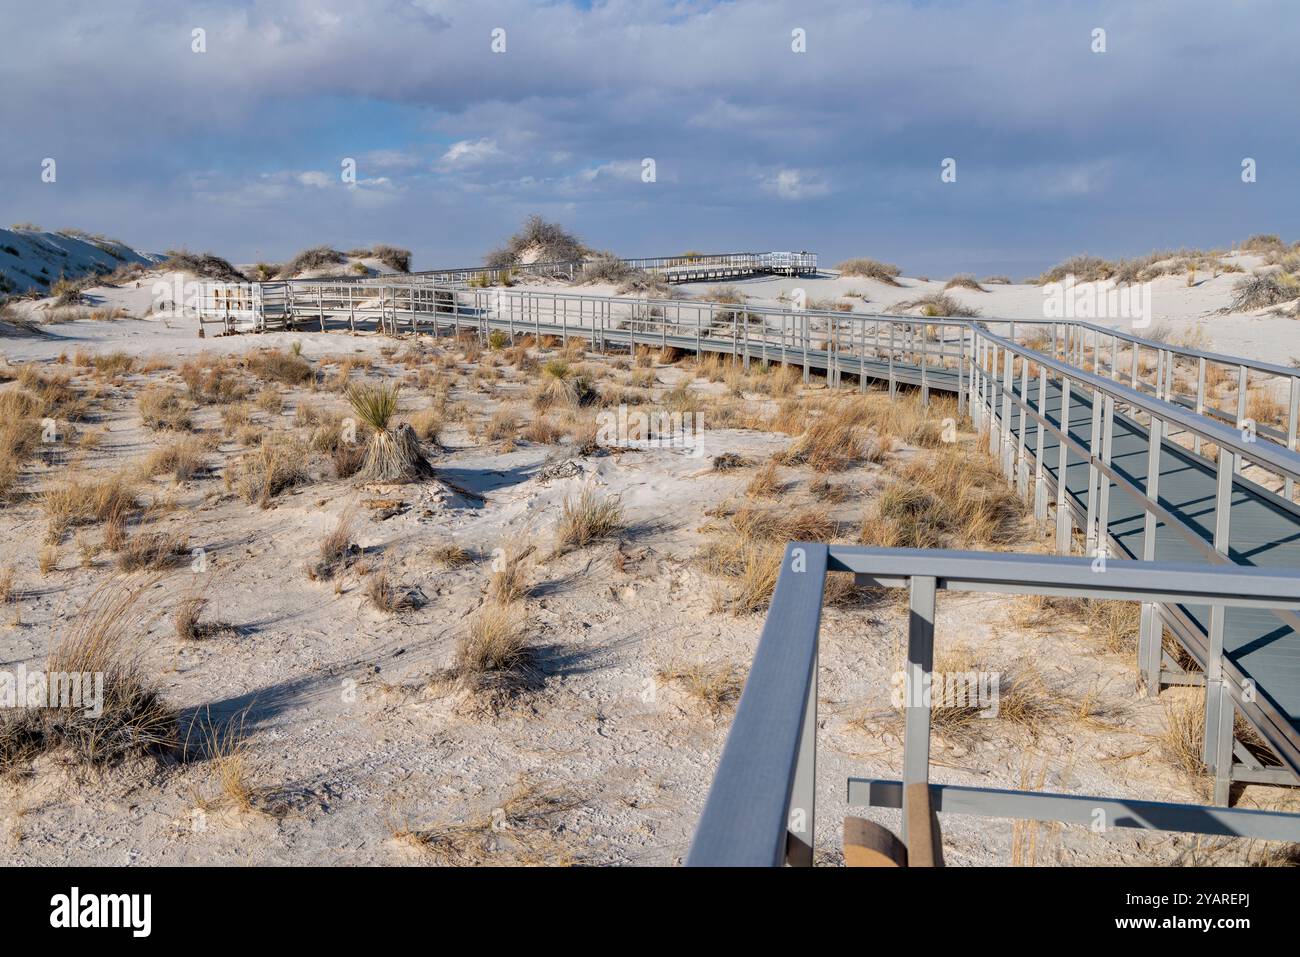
xmin=2 ymin=0 xmax=1296 ymax=276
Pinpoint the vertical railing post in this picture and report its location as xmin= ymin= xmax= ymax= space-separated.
xmin=786 ymin=639 xmax=819 ymax=867
xmin=1203 ymin=449 xmax=1237 ymax=805
xmin=900 ymin=575 xmax=936 ymax=848
xmin=1000 ymin=348 xmax=1014 ymax=477
xmin=1139 ymin=413 xmax=1164 ymax=696
xmin=1084 ymin=391 xmax=1103 ymax=554
xmin=920 ymin=325 xmax=929 ymax=406
xmin=1016 ymin=354 xmax=1030 ymax=496
xmin=1287 ymin=378 xmax=1299 ymax=501
xmin=1055 ymin=378 xmax=1072 ymax=554
xmin=1033 ymin=365 xmax=1048 ymax=522
xmin=1195 ymin=358 xmax=1207 ymax=456
xmin=888 ymin=324 xmax=896 ymax=397
xmin=1096 ymin=395 xmax=1114 ymax=555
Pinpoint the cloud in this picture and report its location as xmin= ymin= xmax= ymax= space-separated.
xmin=1 ymin=1 xmax=1296 ymax=273
xmin=440 ymin=139 xmax=506 ymax=168
xmin=296 ymin=171 xmax=332 ymax=189
xmin=760 ymin=168 xmax=831 ymax=200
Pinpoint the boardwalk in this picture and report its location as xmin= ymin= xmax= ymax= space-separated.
xmin=195 ymin=274 xmax=1300 ymax=794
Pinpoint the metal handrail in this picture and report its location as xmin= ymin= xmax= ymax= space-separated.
xmin=974 ymin=326 xmax=1300 ymax=482
xmin=686 ymin=545 xmax=1300 ymax=867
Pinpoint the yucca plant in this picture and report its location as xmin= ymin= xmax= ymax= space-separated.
xmin=347 ymin=382 xmax=434 ymax=482
xmin=533 ymin=359 xmax=596 ymax=410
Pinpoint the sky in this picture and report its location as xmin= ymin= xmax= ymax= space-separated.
xmin=1 ymin=0 xmax=1297 ymax=277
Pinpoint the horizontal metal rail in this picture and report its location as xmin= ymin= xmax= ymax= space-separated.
xmin=290 ymin=250 xmax=818 ymax=288
xmin=687 ymin=546 xmax=1300 ymax=867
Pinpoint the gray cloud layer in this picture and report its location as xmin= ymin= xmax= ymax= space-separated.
xmin=2 ymin=0 xmax=1295 ymax=274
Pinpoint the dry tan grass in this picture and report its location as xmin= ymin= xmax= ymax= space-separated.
xmin=408 ymin=408 xmax=443 ymax=445
xmin=308 ymin=510 xmax=356 ymax=581
xmin=554 ymin=487 xmax=624 ymax=555
xmin=247 ymin=349 xmax=313 ymax=386
xmin=457 ymin=602 xmax=532 ymax=681
xmin=255 ymin=386 xmax=283 ymax=415
xmin=0 ymin=581 xmax=177 ymax=774
xmin=745 ymin=460 xmax=783 ymax=498
xmin=431 ymin=543 xmax=473 ymax=567
xmin=808 ymin=478 xmax=855 ymax=503
xmin=860 ymin=445 xmax=1025 ymax=549
xmin=227 ymin=434 xmax=309 ymax=507
xmin=1009 ymin=595 xmax=1141 ymax=657
xmin=521 ymin=415 xmax=562 ymax=445
xmin=364 ymin=566 xmax=419 ymax=613
xmin=140 ymin=436 xmax=207 ymax=482
xmin=219 ymin=403 xmax=254 ymax=437
xmin=38 ymin=544 xmax=58 ymax=575
xmin=185 ymin=709 xmax=286 ymax=817
xmin=658 ymin=660 xmax=746 ymax=715
xmin=137 ymin=385 xmax=193 ymax=431
xmin=392 ymin=777 xmax=582 ymax=864
xmin=698 ymin=504 xmax=868 ymax=615
xmin=116 ymin=531 xmax=188 ymax=572
xmin=42 ymin=470 xmax=136 ymax=541
xmin=1247 ymin=389 xmax=1286 ymax=427
xmin=489 ymin=544 xmax=535 ymax=604
xmin=1160 ymin=693 xmax=1207 ymax=779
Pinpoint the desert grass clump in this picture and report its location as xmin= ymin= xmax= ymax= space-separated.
xmin=364 ymin=566 xmax=419 ymax=613
xmin=448 ymin=602 xmax=537 ymax=705
xmin=533 ymin=359 xmax=597 ymax=410
xmin=698 ymin=505 xmax=865 ymax=615
xmin=0 ymin=582 xmax=178 ymax=775
xmin=255 ymin=386 xmax=283 ymax=415
xmin=42 ymin=470 xmax=136 ymax=540
xmin=431 ymin=543 xmax=473 ymax=568
xmin=521 ymin=415 xmax=562 ymax=445
xmin=116 ymin=531 xmax=188 ymax=572
xmin=745 ymin=460 xmax=783 ymax=498
xmin=308 ymin=510 xmax=356 ymax=581
xmin=489 ymin=544 xmax=535 ymax=605
xmin=554 ymin=487 xmax=624 ymax=554
xmin=860 ymin=446 xmax=1025 ymax=549
xmin=657 ymin=660 xmax=746 ymax=715
xmin=392 ymin=777 xmax=581 ymax=863
xmin=347 ymin=382 xmax=435 ymax=483
xmin=220 ymin=402 xmax=254 ymax=437
xmin=776 ymin=418 xmax=863 ymax=472
xmin=889 ymin=292 xmax=981 ymax=318
xmin=944 ymin=274 xmax=986 ymax=293
xmin=1229 ymin=273 xmax=1299 ymax=312
xmin=137 ymin=385 xmax=193 ymax=431
xmin=809 ymin=478 xmax=855 ymax=503
xmin=408 ymin=408 xmax=443 ymax=445
xmin=836 ymin=258 xmax=902 ymax=285
xmin=1160 ymin=694 xmax=1207 ymax=779
xmin=228 ymin=434 xmax=309 ymax=507
xmin=140 ymin=435 xmax=207 ymax=482
xmin=248 ymin=348 xmax=313 ymax=386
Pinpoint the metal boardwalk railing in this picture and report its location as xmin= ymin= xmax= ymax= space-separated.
xmin=686 ymin=548 xmax=1300 ymax=867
